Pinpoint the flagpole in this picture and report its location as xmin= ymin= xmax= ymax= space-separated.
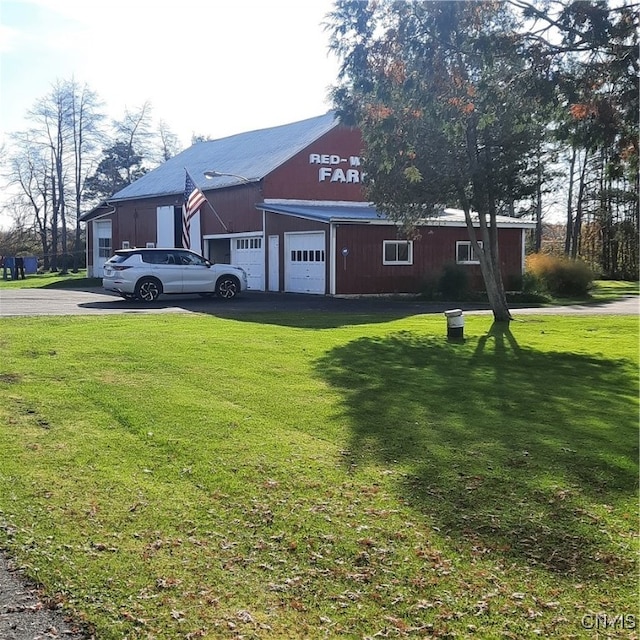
xmin=181 ymin=172 xmax=190 ymax=249
xmin=185 ymin=168 xmax=229 ymax=233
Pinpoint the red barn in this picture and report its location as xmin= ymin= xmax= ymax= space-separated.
xmin=81 ymin=112 xmax=534 ymax=295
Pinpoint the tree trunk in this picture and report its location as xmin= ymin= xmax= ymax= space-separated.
xmin=461 ymin=202 xmax=512 ymax=323
xmin=486 ymin=200 xmax=511 ymax=320
xmin=483 ymin=266 xmax=512 ymax=322
xmin=57 ymin=122 xmax=68 ymax=275
xmin=34 ymin=209 xmax=50 ymax=271
xmin=50 ymin=170 xmax=59 ymax=272
xmin=534 ymin=153 xmax=543 ymax=252
xmin=59 ymin=205 xmax=68 ymax=274
xmin=461 ymin=118 xmax=512 ymax=323
xmin=564 ymin=147 xmax=577 ymax=255
xmin=73 ymin=224 xmax=82 ymax=273
xmin=571 ymin=151 xmax=589 ymax=260
xmin=483 ymin=223 xmax=512 ymax=323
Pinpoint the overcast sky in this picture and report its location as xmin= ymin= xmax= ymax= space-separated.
xmin=1 ymin=0 xmax=340 ymax=143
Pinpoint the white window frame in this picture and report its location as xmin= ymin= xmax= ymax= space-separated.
xmin=98 ymin=236 xmax=112 ymax=259
xmin=145 ymin=242 xmax=155 ymax=248
xmin=383 ymin=240 xmax=413 ymax=265
xmin=456 ymin=240 xmax=483 ymax=264
xmin=121 ymin=241 xmax=130 ymax=249
xmin=236 ymin=238 xmax=263 ymax=250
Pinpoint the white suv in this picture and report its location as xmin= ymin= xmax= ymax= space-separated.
xmin=103 ymin=248 xmax=248 ymax=302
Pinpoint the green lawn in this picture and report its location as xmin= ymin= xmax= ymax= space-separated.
xmin=0 ymin=313 xmax=637 ymax=639
xmin=587 ymin=279 xmax=639 ymax=301
xmin=0 ymin=270 xmax=101 ymax=289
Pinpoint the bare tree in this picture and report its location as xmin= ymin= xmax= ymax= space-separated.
xmin=84 ymin=103 xmax=157 ymax=203
xmin=17 ymin=79 xmax=104 ymax=272
xmin=113 ymin=101 xmax=155 ymax=183
xmin=68 ymin=79 xmax=105 ymax=271
xmin=156 ymin=119 xmax=182 ymax=162
xmin=6 ymin=132 xmax=52 ymax=268
xmin=28 ymin=80 xmax=69 ymax=271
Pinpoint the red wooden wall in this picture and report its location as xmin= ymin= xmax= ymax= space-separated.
xmin=264 ymin=125 xmax=365 ymax=201
xmin=334 ymin=225 xmax=524 ymax=294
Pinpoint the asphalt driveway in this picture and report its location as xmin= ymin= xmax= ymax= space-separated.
xmin=0 ymin=287 xmax=638 ymax=317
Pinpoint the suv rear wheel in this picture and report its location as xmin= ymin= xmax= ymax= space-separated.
xmin=135 ymin=277 xmax=162 ymax=302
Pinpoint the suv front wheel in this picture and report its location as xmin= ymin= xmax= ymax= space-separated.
xmin=216 ymin=276 xmax=240 ymax=300
xmin=135 ymin=277 xmax=162 ymax=302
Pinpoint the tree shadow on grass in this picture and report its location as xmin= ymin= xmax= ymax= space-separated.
xmin=314 ymin=323 xmax=638 ymax=576
xmin=78 ymin=293 xmax=433 ymax=329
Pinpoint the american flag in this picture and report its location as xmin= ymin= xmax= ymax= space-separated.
xmin=182 ymin=170 xmax=207 ymax=249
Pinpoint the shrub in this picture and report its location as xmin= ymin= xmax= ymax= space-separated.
xmin=506 ymin=274 xmax=523 ymax=292
xmin=419 ymin=276 xmax=440 ymax=301
xmin=526 ymin=253 xmax=594 ymax=296
xmin=520 ymin=271 xmax=542 ymax=294
xmin=437 ymin=263 xmax=469 ymax=300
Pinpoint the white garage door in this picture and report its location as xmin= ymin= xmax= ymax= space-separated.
xmin=231 ymin=236 xmax=264 ymax=290
xmin=285 ymin=232 xmax=326 ymax=295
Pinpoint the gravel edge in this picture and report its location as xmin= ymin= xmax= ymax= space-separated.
xmin=0 ymin=552 xmax=91 ymax=640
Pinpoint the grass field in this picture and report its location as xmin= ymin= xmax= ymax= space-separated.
xmin=0 ymin=312 xmax=637 ymax=639
xmin=0 ymin=271 xmax=102 ymax=290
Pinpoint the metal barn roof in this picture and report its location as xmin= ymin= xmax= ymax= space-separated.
xmin=108 ymin=112 xmax=340 ymax=202
xmin=259 ymin=200 xmax=381 ymax=222
xmin=258 ymin=200 xmax=537 ymax=228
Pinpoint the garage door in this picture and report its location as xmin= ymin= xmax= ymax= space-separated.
xmin=231 ymin=236 xmax=264 ymax=290
xmin=285 ymin=232 xmax=326 ymax=294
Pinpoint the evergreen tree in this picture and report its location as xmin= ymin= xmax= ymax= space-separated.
xmin=328 ymin=0 xmax=546 ymax=321
xmin=83 ymin=142 xmax=147 ymax=202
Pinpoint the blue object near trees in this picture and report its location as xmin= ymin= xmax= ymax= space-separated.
xmin=1 ymin=256 xmax=37 ymax=280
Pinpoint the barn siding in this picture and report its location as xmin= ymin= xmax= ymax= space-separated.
xmin=334 ymin=225 xmax=524 ymax=295
xmin=200 ymin=184 xmax=264 ymax=234
xmin=97 ymin=183 xmax=265 ymax=251
xmin=263 ymin=125 xmax=365 ymax=201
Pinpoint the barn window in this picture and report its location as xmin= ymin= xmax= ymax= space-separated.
xmin=98 ymin=237 xmax=112 ymax=258
xmin=237 ymin=238 xmax=262 ymax=250
xmin=383 ymin=240 xmax=413 ymax=265
xmin=456 ymin=241 xmax=483 ymax=264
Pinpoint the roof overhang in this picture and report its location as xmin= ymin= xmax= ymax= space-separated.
xmin=78 ymin=201 xmax=117 ymax=223
xmin=257 ymin=199 xmax=537 ymax=229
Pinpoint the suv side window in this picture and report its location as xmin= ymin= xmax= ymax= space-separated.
xmin=176 ymin=251 xmax=206 ymax=266
xmin=142 ymin=251 xmax=174 ymax=264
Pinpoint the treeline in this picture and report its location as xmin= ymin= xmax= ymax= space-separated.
xmin=0 ymin=79 xmax=186 ymax=272
xmin=327 ymin=0 xmax=638 ymax=283
xmin=550 ymin=0 xmax=639 ymax=281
